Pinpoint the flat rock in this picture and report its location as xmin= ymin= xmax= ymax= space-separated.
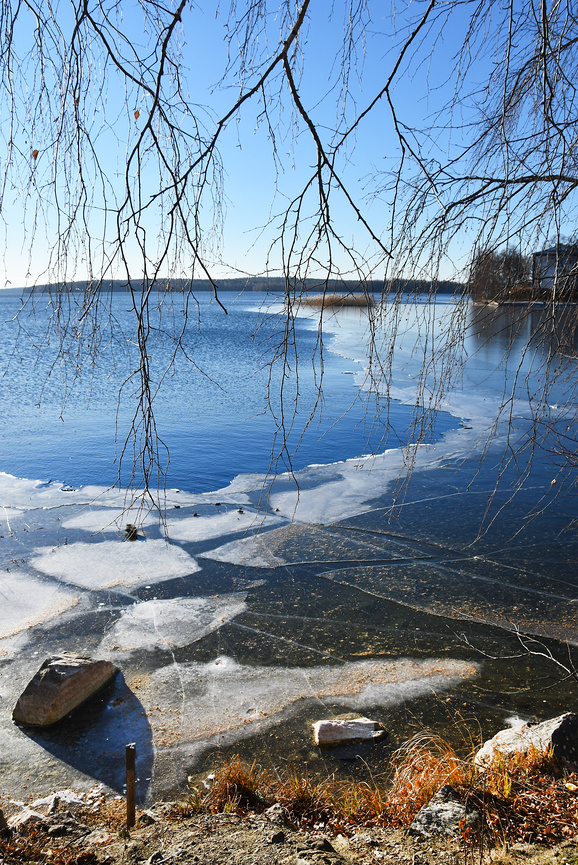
xmin=475 ymin=713 xmax=578 ymax=768
xmin=313 ymin=716 xmax=387 ymax=746
xmin=12 ymin=653 xmax=119 ymax=726
xmin=410 ymin=785 xmax=481 ymax=838
xmin=8 ymin=809 xmax=48 ymax=832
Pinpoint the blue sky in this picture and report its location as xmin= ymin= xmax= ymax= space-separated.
xmin=0 ymin=0 xmax=500 ymax=288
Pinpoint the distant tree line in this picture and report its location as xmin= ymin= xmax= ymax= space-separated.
xmin=12 ymin=277 xmax=464 ymax=297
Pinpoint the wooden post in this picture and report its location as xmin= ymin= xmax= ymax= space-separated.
xmin=126 ymin=743 xmax=136 ymax=828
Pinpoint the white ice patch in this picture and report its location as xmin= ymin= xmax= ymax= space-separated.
xmin=0 ymin=472 xmax=213 ymax=512
xmin=202 ymin=534 xmax=285 ymax=568
xmin=140 ymin=656 xmax=479 ymax=750
xmin=165 ymin=510 xmax=285 ymax=543
xmin=505 ymin=715 xmax=528 ymax=728
xmin=1 ymin=506 xmax=22 ymax=532
xmin=203 ymin=447 xmax=433 ymax=563
xmin=99 ymin=594 xmax=247 ymax=653
xmin=62 ymin=508 xmax=157 ymax=534
xmin=0 ymin=572 xmax=79 ymax=639
xmin=30 ymin=539 xmax=199 ymax=590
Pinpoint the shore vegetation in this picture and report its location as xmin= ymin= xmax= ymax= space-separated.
xmin=179 ymin=736 xmax=578 ymax=845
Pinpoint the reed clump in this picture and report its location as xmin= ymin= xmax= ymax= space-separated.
xmin=181 ymin=735 xmax=578 ymax=845
xmin=301 ymin=293 xmax=375 ymax=308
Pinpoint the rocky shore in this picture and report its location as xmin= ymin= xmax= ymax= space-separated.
xmin=1 ymin=789 xmax=577 ymax=865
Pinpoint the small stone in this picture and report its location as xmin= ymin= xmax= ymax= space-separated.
xmin=47 ymin=824 xmax=68 ymax=836
xmin=264 ymin=802 xmax=286 ymax=825
xmin=138 ymin=810 xmax=159 ymax=825
xmin=125 ymin=523 xmax=138 ymax=540
xmin=409 ymin=785 xmax=480 ymax=838
xmin=312 ymin=839 xmax=335 ymax=852
xmin=84 ymin=828 xmax=114 ymax=845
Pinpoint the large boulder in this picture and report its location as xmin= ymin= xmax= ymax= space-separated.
xmin=12 ymin=653 xmax=119 ymax=727
xmin=312 ymin=716 xmax=387 ymax=746
xmin=475 ymin=713 xmax=578 ymax=768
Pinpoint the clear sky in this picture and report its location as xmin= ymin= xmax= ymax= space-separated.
xmin=0 ymin=0 xmax=502 ymax=288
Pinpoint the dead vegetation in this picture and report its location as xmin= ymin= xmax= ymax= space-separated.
xmin=300 ymin=293 xmax=375 ymax=308
xmin=180 ymin=735 xmax=578 ymax=846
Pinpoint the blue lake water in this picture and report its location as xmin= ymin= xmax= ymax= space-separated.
xmin=0 ymin=291 xmax=458 ymax=491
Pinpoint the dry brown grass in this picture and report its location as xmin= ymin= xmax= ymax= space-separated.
xmin=462 ymin=745 xmax=578 ymax=845
xmin=385 ymin=731 xmax=476 ymax=825
xmin=0 ymin=830 xmax=97 ymax=865
xmin=201 ymin=755 xmax=273 ymax=814
xmin=301 ymin=293 xmax=374 ymax=308
xmin=181 ymin=736 xmax=578 ymax=846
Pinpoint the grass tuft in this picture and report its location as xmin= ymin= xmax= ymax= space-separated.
xmin=187 ymin=755 xmax=273 ymax=815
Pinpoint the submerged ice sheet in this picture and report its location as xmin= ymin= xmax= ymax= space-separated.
xmin=203 ymin=521 xmax=420 ymax=567
xmin=137 ymin=655 xmax=479 ymax=761
xmin=99 ymin=594 xmax=248 ymax=653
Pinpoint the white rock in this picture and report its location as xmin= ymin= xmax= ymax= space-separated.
xmin=475 ymin=712 xmax=578 ymax=768
xmin=8 ymin=809 xmax=47 ymax=832
xmin=312 ymin=717 xmax=386 ymax=746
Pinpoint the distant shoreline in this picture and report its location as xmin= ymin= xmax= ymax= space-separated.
xmin=0 ymin=277 xmax=464 ymax=296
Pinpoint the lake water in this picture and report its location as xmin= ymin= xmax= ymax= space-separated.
xmin=0 ymin=291 xmax=456 ymax=491
xmin=0 ymin=289 xmax=577 ymax=804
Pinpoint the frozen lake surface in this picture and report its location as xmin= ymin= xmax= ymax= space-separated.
xmin=0 ymin=291 xmax=577 ymax=802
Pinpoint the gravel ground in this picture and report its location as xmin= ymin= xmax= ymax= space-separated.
xmin=2 ymin=795 xmax=578 ymax=865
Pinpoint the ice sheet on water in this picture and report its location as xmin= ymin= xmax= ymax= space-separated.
xmin=202 ymin=521 xmax=426 ymax=568
xmin=139 ymin=656 xmax=479 ymax=755
xmin=165 ymin=509 xmax=285 ymax=542
xmin=201 ymin=535 xmax=285 ymax=568
xmin=0 ymin=571 xmax=79 ymax=639
xmin=99 ymin=594 xmax=248 ymax=653
xmin=62 ymin=508 xmax=157 ymax=533
xmin=320 ymin=562 xmax=578 ymax=645
xmin=30 ymin=539 xmax=199 ymax=590
xmin=0 ymin=471 xmax=241 ymax=512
